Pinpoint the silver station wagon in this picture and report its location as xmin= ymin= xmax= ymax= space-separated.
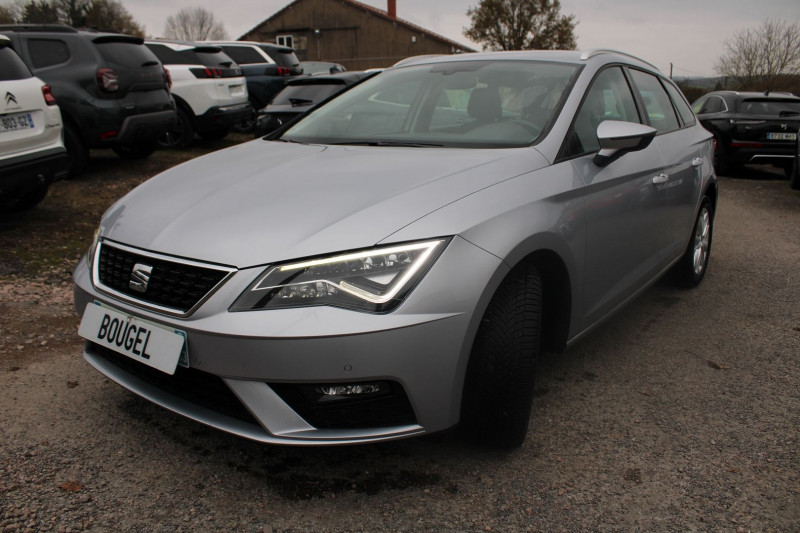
xmin=74 ymin=50 xmax=716 ymax=448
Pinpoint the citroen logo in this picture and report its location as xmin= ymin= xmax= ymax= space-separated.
xmin=129 ymin=263 xmax=153 ymax=293
xmin=5 ymin=92 xmax=17 ymax=106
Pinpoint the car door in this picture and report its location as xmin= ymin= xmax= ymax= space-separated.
xmin=629 ymin=70 xmax=706 ymax=262
xmin=561 ymin=66 xmax=669 ymax=330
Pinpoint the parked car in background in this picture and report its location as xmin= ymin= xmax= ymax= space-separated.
xmin=0 ymin=24 xmax=175 ymax=177
xmin=145 ymin=41 xmax=251 ymax=148
xmin=206 ymin=41 xmax=302 ymax=122
xmin=300 ymin=61 xmax=346 ymax=75
xmin=692 ymin=90 xmax=800 ymax=176
xmin=75 ymin=50 xmax=716 ymax=450
xmin=253 ymin=71 xmax=374 ymax=136
xmin=0 ymin=34 xmax=69 ymax=210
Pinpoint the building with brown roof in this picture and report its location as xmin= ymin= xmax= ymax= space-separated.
xmin=239 ymin=0 xmax=475 ymax=71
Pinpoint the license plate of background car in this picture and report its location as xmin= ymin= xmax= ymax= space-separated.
xmin=0 ymin=112 xmax=34 ymax=134
xmin=78 ymin=302 xmax=187 ymax=375
xmin=766 ymin=132 xmax=797 ymax=141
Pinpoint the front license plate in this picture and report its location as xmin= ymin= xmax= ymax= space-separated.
xmin=766 ymin=132 xmax=797 ymax=141
xmin=0 ymin=112 xmax=35 ymax=134
xmin=78 ymin=302 xmax=186 ymax=375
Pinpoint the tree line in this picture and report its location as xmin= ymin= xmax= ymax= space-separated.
xmin=0 ymin=0 xmax=227 ymax=40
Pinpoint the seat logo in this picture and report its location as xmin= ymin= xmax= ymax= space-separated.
xmin=129 ymin=263 xmax=153 ymax=293
xmin=5 ymin=91 xmax=17 ymax=106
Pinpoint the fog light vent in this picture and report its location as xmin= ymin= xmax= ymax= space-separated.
xmin=318 ymin=382 xmax=386 ymax=402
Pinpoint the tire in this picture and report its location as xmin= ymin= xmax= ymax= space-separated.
xmin=112 ymin=141 xmax=156 ymax=160
xmin=789 ymin=158 xmax=800 ymax=190
xmin=4 ymin=185 xmax=48 ymax=211
xmin=198 ymin=128 xmax=229 ymax=141
xmin=672 ymin=197 xmax=714 ymax=287
xmin=460 ymin=263 xmax=542 ymax=449
xmin=158 ymin=108 xmax=194 ymax=149
xmin=63 ymin=121 xmax=89 ymax=179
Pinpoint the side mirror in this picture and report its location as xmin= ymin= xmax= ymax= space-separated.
xmin=593 ymin=120 xmax=657 ymax=167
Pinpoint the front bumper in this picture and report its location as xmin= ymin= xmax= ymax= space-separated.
xmin=73 ymin=236 xmax=504 ymax=445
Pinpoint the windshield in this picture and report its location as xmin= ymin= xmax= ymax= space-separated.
xmin=281 ymin=60 xmax=580 ymax=148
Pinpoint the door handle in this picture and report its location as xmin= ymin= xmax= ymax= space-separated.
xmin=692 ymin=157 xmax=703 ymax=167
xmin=652 ymin=173 xmax=669 ymax=185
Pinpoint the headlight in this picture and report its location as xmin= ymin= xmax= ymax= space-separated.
xmin=230 ymin=239 xmax=449 ymax=313
xmin=86 ymin=226 xmax=101 ymax=270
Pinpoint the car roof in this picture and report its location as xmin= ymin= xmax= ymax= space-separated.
xmin=145 ymin=40 xmax=222 ymax=53
xmin=206 ymin=41 xmax=295 ymax=53
xmin=0 ymin=24 xmax=143 ymax=43
xmin=706 ymin=90 xmax=800 ymax=100
xmin=393 ymin=49 xmax=661 ymax=73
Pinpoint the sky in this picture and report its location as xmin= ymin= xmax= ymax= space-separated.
xmin=130 ymin=0 xmax=800 ymax=78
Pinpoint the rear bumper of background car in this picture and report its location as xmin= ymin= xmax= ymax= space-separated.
xmin=194 ymin=103 xmax=253 ymax=132
xmin=72 ymin=236 xmax=504 ymax=445
xmin=0 ymin=147 xmax=70 ymax=197
xmin=728 ymin=139 xmax=797 ymax=166
xmin=116 ymin=109 xmax=177 ymax=144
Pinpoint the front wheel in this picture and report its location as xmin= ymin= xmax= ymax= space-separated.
xmin=460 ymin=262 xmax=542 ymax=449
xmin=672 ymin=197 xmax=714 ymax=287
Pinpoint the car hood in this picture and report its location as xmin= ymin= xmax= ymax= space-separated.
xmin=101 ymin=139 xmax=548 ymax=268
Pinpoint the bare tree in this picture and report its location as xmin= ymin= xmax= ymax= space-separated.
xmin=55 ymin=0 xmax=90 ymax=26
xmin=85 ymin=0 xmax=143 ymax=36
xmin=163 ymin=7 xmax=228 ymax=41
xmin=0 ymin=0 xmax=26 ymax=23
xmin=715 ymin=19 xmax=800 ymax=90
xmin=464 ymin=0 xmax=577 ymax=51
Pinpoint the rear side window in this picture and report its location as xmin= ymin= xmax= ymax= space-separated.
xmin=0 ymin=46 xmax=32 ymax=80
xmin=194 ymin=50 xmax=236 ymax=67
xmin=629 ymin=69 xmax=680 ymax=134
xmin=221 ymin=46 xmax=267 ymax=64
xmin=147 ymin=43 xmax=203 ymax=65
xmin=96 ymin=41 xmax=160 ymax=69
xmin=28 ymin=39 xmax=70 ymax=69
xmin=700 ymin=96 xmax=725 ymax=114
xmin=663 ymin=81 xmax=696 ymax=126
xmin=738 ymin=99 xmax=800 ymax=116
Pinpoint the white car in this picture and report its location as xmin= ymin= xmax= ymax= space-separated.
xmin=0 ymin=35 xmax=69 ymax=210
xmin=145 ymin=41 xmax=252 ymax=148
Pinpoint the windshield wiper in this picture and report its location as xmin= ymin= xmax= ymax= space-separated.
xmin=778 ymin=110 xmax=800 ymax=117
xmin=289 ymin=98 xmax=314 ymax=106
xmin=329 ymin=141 xmax=444 ymax=147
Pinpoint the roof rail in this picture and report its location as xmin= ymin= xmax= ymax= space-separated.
xmin=0 ymin=23 xmax=77 ymax=33
xmin=580 ymin=49 xmax=659 ymax=71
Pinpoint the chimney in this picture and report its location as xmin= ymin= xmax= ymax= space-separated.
xmin=388 ymin=0 xmax=396 ymax=19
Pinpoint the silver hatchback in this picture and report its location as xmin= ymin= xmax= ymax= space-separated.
xmin=73 ymin=50 xmax=716 ymax=448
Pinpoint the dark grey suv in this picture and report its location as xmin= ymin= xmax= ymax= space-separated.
xmin=0 ymin=24 xmax=176 ymax=176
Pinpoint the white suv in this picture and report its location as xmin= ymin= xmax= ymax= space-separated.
xmin=0 ymin=35 xmax=69 ymax=210
xmin=145 ymin=41 xmax=251 ymax=148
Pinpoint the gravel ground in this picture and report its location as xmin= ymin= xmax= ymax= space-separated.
xmin=1 ymin=148 xmax=798 ymax=532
